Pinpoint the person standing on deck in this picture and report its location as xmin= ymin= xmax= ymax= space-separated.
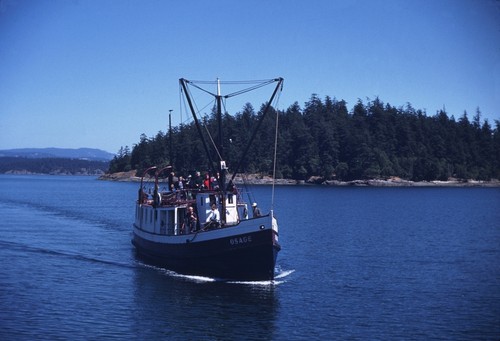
xmin=204 ymin=204 xmax=220 ymax=230
xmin=193 ymin=171 xmax=203 ymax=189
xmin=203 ymin=173 xmax=211 ymax=190
xmin=183 ymin=206 xmax=198 ymax=234
xmin=252 ymin=202 xmax=261 ymax=217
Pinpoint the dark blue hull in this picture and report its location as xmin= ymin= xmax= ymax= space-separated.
xmin=132 ymin=228 xmax=280 ymax=281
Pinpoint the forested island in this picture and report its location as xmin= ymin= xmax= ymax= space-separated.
xmin=0 ymin=157 xmax=108 ymax=175
xmin=107 ymin=96 xmax=499 ymax=184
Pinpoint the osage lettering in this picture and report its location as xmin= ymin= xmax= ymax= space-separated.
xmin=230 ymin=236 xmax=252 ymax=245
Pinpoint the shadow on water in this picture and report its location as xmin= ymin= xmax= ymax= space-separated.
xmin=131 ymin=254 xmax=282 ymax=340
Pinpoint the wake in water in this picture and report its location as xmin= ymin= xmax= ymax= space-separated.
xmin=0 ymin=240 xmax=135 ymax=270
xmin=275 ymin=268 xmax=295 ymax=279
xmin=138 ymin=261 xmax=295 ymax=286
xmin=227 ymin=267 xmax=295 ymax=286
xmin=0 ymin=198 xmax=128 ymax=233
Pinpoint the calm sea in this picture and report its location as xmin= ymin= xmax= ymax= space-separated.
xmin=0 ymin=175 xmax=499 ymax=340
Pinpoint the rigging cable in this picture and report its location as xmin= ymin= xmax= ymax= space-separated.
xmin=202 ymin=121 xmax=223 ymax=161
xmin=270 ymin=82 xmax=283 ymax=211
xmin=180 ymin=82 xmax=219 ymax=169
xmin=184 ymin=79 xmax=218 ymax=97
xmin=180 ymin=82 xmax=220 ymax=154
xmin=186 ymin=79 xmax=277 ymax=99
xmin=241 ymin=173 xmax=255 ymax=209
xmin=224 ymin=79 xmax=277 ymax=98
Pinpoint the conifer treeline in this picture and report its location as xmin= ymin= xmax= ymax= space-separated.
xmin=109 ymin=95 xmax=500 ymax=181
xmin=0 ymin=157 xmax=108 ymax=175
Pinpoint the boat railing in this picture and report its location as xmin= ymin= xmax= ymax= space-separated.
xmin=137 ymin=188 xmax=198 ymax=207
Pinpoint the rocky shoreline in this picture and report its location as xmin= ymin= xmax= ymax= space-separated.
xmin=98 ymin=171 xmax=500 ymax=187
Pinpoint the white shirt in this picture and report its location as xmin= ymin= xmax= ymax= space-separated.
xmin=206 ymin=208 xmax=220 ymax=223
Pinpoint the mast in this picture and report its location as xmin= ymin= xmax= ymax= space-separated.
xmin=216 ymin=78 xmax=227 ymax=225
xmin=168 ymin=109 xmax=173 ymax=165
xmin=216 ymin=78 xmax=226 ymax=190
xmin=179 ymin=77 xmax=284 ymax=225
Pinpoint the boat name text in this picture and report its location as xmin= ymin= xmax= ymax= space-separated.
xmin=230 ymin=235 xmax=252 ymax=245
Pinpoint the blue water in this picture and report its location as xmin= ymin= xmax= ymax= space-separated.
xmin=0 ymin=175 xmax=499 ymax=340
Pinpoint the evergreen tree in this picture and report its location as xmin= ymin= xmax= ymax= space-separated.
xmin=107 ymin=94 xmax=499 ymax=182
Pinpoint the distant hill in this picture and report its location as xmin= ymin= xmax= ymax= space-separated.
xmin=0 ymin=157 xmax=109 ymax=175
xmin=0 ymin=148 xmax=114 ymax=161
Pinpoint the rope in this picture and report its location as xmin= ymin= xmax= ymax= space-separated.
xmin=181 ymin=81 xmax=216 ymax=121
xmin=180 ymin=82 xmax=220 ymax=158
xmin=179 ymin=77 xmax=283 ymax=211
xmin=240 ymin=173 xmax=255 ymax=206
xmin=224 ymin=79 xmax=277 ymax=98
xmin=185 ymin=80 xmax=218 ymax=97
xmin=185 ymin=79 xmax=278 ymax=99
xmin=203 ymin=121 xmax=223 ymax=161
xmin=271 ymin=86 xmax=282 ymax=211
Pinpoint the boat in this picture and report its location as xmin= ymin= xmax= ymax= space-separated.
xmin=132 ymin=77 xmax=284 ymax=281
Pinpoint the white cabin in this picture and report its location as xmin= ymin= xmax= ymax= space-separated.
xmin=196 ymin=192 xmax=248 ymax=226
xmin=134 ymin=190 xmax=250 ymax=236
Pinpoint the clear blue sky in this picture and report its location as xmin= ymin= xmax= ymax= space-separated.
xmin=1 ymin=0 xmax=499 ymax=154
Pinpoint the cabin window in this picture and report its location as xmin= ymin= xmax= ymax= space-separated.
xmin=160 ymin=211 xmax=167 ymax=234
xmin=209 ymin=194 xmax=217 ymax=206
xmin=178 ymin=208 xmax=186 ymax=234
xmin=167 ymin=210 xmax=175 ymax=235
xmin=228 ymin=194 xmax=234 ymax=204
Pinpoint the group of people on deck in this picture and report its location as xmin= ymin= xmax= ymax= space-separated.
xmin=181 ymin=202 xmax=262 ymax=234
xmin=167 ymin=171 xmax=220 ymax=192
